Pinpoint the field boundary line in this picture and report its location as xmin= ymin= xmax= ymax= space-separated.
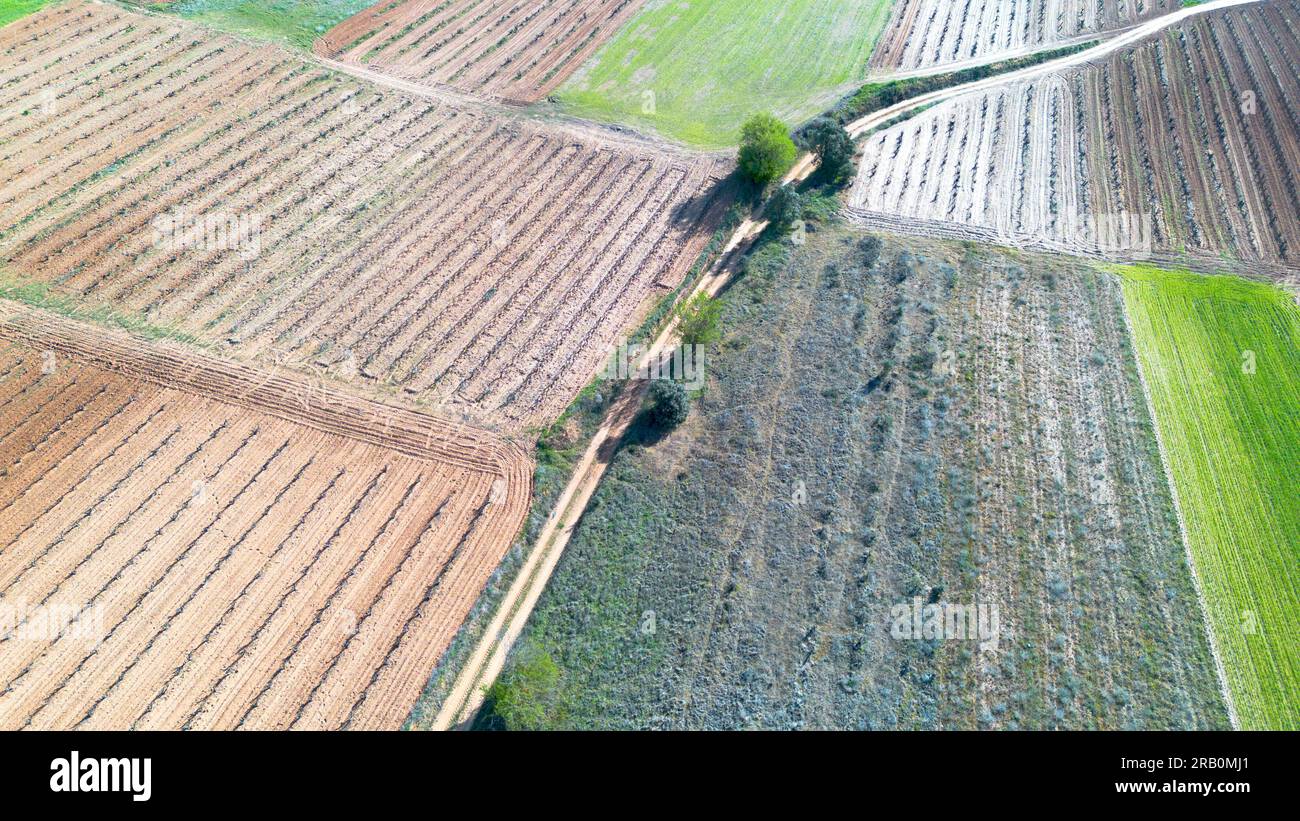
xmin=1113 ymin=281 xmax=1240 ymax=730
xmin=311 ymin=54 xmax=717 ymax=159
xmin=94 ymin=1 xmax=718 ymax=160
xmin=843 ymin=209 xmax=1300 ymax=281
xmin=0 ymin=300 xmax=529 ymax=480
xmin=863 ymin=28 xmax=1125 ymax=82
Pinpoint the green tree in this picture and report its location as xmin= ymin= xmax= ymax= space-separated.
xmin=484 ymin=647 xmax=565 ymax=730
xmin=765 ymin=184 xmax=805 ymax=231
xmin=675 ymin=292 xmax=723 ymax=346
xmin=648 ymin=379 xmax=690 ymax=429
xmin=737 ymin=112 xmax=796 ymax=184
xmin=802 ymin=116 xmax=855 ymax=183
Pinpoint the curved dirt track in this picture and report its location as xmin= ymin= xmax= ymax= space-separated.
xmin=844 ymin=0 xmax=1263 ymax=139
xmin=846 ymin=0 xmax=1294 ymax=268
xmin=433 ymin=213 xmax=769 ymax=729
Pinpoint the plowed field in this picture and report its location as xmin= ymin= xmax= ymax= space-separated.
xmin=870 ymin=0 xmax=1178 ymax=73
xmin=316 ymin=0 xmax=648 ymax=103
xmin=849 ymin=1 xmax=1300 ymax=268
xmin=0 ymin=2 xmax=726 ymax=431
xmin=0 ymin=304 xmax=530 ymax=730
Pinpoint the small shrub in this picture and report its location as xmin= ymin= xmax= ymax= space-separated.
xmin=675 ymin=292 xmax=723 ymax=346
xmin=908 ymin=348 xmax=938 ymax=372
xmin=484 ymin=646 xmax=565 ymax=730
xmin=858 ymin=235 xmax=882 ymax=269
xmin=764 ymin=184 xmax=805 ymax=232
xmin=802 ymin=116 xmax=855 ymax=183
xmin=648 ymin=380 xmax=690 ymax=429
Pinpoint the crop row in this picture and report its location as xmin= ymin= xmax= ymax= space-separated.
xmin=0 ymin=328 xmax=529 ymax=729
xmin=1118 ymin=264 xmax=1300 ymax=730
xmin=0 ymin=2 xmax=726 ymax=430
xmin=315 ymin=0 xmax=647 ymax=103
xmin=870 ymin=0 xmax=1178 ymax=72
xmin=849 ymin=2 xmax=1300 ymax=268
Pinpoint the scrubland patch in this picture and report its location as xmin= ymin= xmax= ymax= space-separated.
xmin=493 ymin=224 xmax=1229 ymax=729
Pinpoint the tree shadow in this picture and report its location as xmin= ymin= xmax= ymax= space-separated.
xmin=668 ymin=169 xmax=758 ymax=226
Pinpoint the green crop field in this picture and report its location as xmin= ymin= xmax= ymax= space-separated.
xmin=159 ymin=0 xmax=374 ymax=50
xmin=0 ymin=0 xmax=53 ymax=27
xmin=555 ymin=0 xmax=894 ymax=148
xmin=1117 ymin=264 xmax=1300 ymax=730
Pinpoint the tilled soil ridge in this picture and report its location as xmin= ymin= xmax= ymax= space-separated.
xmin=0 ymin=302 xmax=530 ymax=481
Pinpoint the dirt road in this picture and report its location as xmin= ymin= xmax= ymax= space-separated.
xmin=431 ymin=216 xmax=768 ymax=729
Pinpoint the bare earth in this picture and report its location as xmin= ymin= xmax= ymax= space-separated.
xmin=315 ymin=0 xmax=649 ymax=104
xmin=850 ymin=1 xmax=1300 ymax=269
xmin=870 ymin=0 xmax=1178 ymax=73
xmin=0 ymin=304 xmax=530 ymax=730
xmin=0 ymin=2 xmax=727 ymax=432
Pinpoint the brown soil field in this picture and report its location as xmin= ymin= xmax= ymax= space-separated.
xmin=0 ymin=2 xmax=727 ymax=432
xmin=0 ymin=303 xmax=530 ymax=730
xmin=316 ymin=0 xmax=647 ymax=103
xmin=870 ymin=0 xmax=1179 ymax=73
xmin=849 ymin=1 xmax=1300 ymax=269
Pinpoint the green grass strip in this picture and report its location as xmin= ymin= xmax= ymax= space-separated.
xmin=555 ymin=0 xmax=895 ymax=148
xmin=0 ymin=0 xmax=54 ymax=28
xmin=1116 ymin=264 xmax=1299 ymax=730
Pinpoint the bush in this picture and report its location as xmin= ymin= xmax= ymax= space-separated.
xmin=908 ymin=347 xmax=938 ymax=372
xmin=737 ymin=112 xmax=796 ymax=184
xmin=675 ymin=292 xmax=723 ymax=346
xmin=484 ymin=646 xmax=565 ymax=730
xmin=802 ymin=117 xmax=854 ymax=183
xmin=858 ymin=235 xmax=882 ymax=269
xmin=648 ymin=380 xmax=690 ymax=429
xmin=764 ymin=184 xmax=805 ymax=232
